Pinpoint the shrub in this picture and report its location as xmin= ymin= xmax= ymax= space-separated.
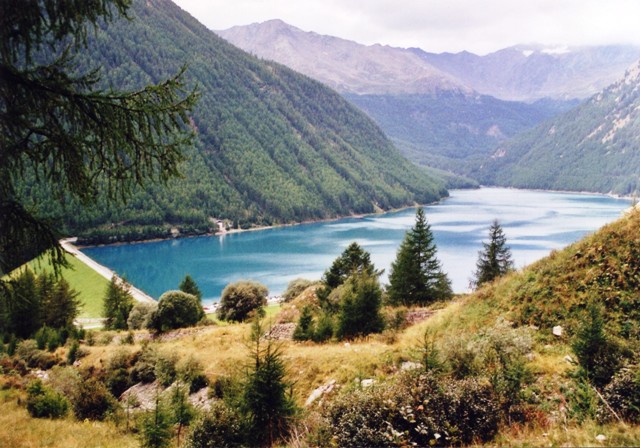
xmin=185 ymin=401 xmax=245 ymax=448
xmin=283 ymin=278 xmax=314 ymax=302
xmin=147 ymin=291 xmax=204 ymax=333
xmin=26 ymin=379 xmax=69 ymax=419
xmin=71 ymin=376 xmax=116 ymax=420
xmin=127 ymin=302 xmax=157 ymax=330
xmin=178 ymin=356 xmax=209 ymax=393
xmin=216 ymin=281 xmax=268 ymax=322
xmin=131 ymin=344 xmax=159 ymax=384
xmin=601 ymin=365 xmax=640 ymax=423
xmin=155 ymin=352 xmax=178 ymax=387
xmin=15 ymin=339 xmax=57 ymax=369
xmin=105 ymin=348 xmax=135 ymax=397
xmin=325 ymin=371 xmax=501 ymax=447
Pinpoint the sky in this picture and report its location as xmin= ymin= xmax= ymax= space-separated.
xmin=172 ymin=0 xmax=640 ymax=55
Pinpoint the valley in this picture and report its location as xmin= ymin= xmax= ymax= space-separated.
xmin=2 ymin=0 xmax=640 ymax=446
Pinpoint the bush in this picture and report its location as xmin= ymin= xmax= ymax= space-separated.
xmin=178 ymin=356 xmax=209 ymax=393
xmin=26 ymin=379 xmax=69 ymax=419
xmin=147 ymin=291 xmax=204 ymax=333
xmin=155 ymin=352 xmax=178 ymax=387
xmin=601 ymin=365 xmax=640 ymax=423
xmin=71 ymin=376 xmax=116 ymax=420
xmin=216 ymin=281 xmax=268 ymax=322
xmin=131 ymin=344 xmax=159 ymax=384
xmin=15 ymin=339 xmax=57 ymax=369
xmin=185 ymin=401 xmax=245 ymax=448
xmin=127 ymin=302 xmax=157 ymax=330
xmin=282 ymin=278 xmax=314 ymax=302
xmin=325 ymin=371 xmax=501 ymax=447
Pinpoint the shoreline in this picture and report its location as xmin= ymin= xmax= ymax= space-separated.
xmin=72 ymin=186 xmax=632 ymax=250
xmin=60 ymin=238 xmax=156 ymax=304
xmin=73 ymin=199 xmax=446 ymax=249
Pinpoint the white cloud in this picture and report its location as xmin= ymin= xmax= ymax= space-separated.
xmin=173 ymin=0 xmax=640 ymax=54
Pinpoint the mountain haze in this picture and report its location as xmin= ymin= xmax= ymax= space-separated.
xmin=22 ymin=0 xmax=449 ymax=244
xmin=417 ymin=44 xmax=640 ymax=101
xmin=217 ymin=19 xmax=469 ymax=95
xmin=474 ymin=62 xmax=640 ymax=195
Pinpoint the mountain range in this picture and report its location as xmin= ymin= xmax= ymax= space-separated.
xmin=21 ymin=0 xmax=452 ymax=244
xmin=218 ymin=20 xmax=639 ymax=174
xmin=473 ymin=61 xmax=640 ymax=195
xmin=218 ymin=20 xmax=640 ymax=101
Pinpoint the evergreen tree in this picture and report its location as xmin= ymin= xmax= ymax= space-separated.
xmin=242 ymin=319 xmax=296 ymax=446
xmin=179 ymin=275 xmax=202 ymax=301
xmin=322 ymin=242 xmax=378 ymax=289
xmin=0 ymin=0 xmax=196 ymax=276
xmin=8 ymin=268 xmax=41 ymax=338
xmin=292 ymin=305 xmax=315 ymax=341
xmin=472 ymin=220 xmax=514 ymax=288
xmin=387 ymin=208 xmax=452 ymax=306
xmin=103 ymin=276 xmax=135 ymax=330
xmin=41 ymin=277 xmax=81 ymax=329
xmin=140 ymin=392 xmax=172 ymax=448
xmin=336 ymin=273 xmax=385 ymax=340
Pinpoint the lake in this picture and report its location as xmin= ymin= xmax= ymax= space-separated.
xmin=81 ymin=188 xmax=631 ymax=304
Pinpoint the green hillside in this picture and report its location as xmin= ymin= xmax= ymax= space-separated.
xmin=19 ymin=0 xmax=448 ymax=245
xmin=473 ymin=63 xmax=640 ymax=195
xmin=28 ymin=255 xmax=109 ymax=319
xmin=345 ymin=92 xmax=576 ymax=173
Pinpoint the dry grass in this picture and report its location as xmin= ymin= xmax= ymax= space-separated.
xmin=0 ymin=390 xmax=138 ymax=448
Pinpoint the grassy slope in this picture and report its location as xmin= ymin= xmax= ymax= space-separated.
xmin=5 ymin=209 xmax=640 ymax=445
xmin=28 ymin=254 xmax=109 ymax=319
xmin=0 ymin=390 xmax=138 ymax=448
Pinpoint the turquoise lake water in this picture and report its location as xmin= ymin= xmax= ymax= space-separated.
xmin=81 ymin=188 xmax=631 ymax=304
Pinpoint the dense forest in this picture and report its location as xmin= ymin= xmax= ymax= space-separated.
xmin=473 ymin=62 xmax=640 ymax=195
xmin=17 ymin=0 xmax=451 ymax=244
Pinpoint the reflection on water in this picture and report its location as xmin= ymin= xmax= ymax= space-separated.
xmin=82 ymin=188 xmax=630 ymax=304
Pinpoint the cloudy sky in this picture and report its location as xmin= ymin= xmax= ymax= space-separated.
xmin=172 ymin=0 xmax=640 ymax=54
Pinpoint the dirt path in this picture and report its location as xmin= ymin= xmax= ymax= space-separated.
xmin=60 ymin=238 xmax=156 ymax=304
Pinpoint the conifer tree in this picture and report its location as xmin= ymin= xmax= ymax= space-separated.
xmin=242 ymin=319 xmax=296 ymax=446
xmin=336 ymin=273 xmax=385 ymax=340
xmin=179 ymin=275 xmax=202 ymax=301
xmin=318 ymin=241 xmax=381 ymax=308
xmin=103 ymin=276 xmax=135 ymax=330
xmin=0 ymin=0 xmax=197 ymax=276
xmin=387 ymin=208 xmax=452 ymax=306
xmin=472 ymin=220 xmax=514 ymax=288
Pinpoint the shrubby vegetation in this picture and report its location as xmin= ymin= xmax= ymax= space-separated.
xmin=147 ymin=291 xmax=204 ymax=333
xmin=216 ymin=281 xmax=268 ymax=322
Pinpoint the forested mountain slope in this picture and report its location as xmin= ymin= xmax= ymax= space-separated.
xmin=20 ymin=0 xmax=448 ymax=244
xmin=217 ymin=20 xmax=579 ymax=173
xmin=474 ymin=62 xmax=640 ymax=195
xmin=344 ymin=92 xmax=576 ymax=172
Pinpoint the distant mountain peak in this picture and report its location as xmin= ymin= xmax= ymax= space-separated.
xmin=217 ymin=20 xmax=471 ymax=95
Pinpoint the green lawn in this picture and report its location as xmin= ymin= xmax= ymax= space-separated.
xmin=29 ymin=254 xmax=109 ymax=318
